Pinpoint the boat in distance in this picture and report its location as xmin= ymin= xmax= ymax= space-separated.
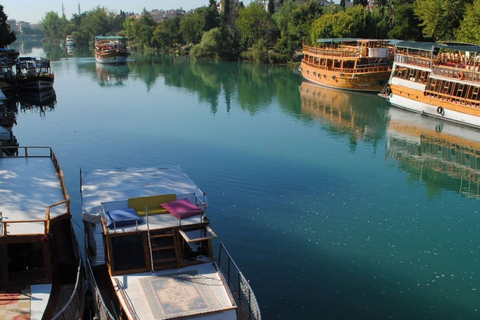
xmin=15 ymin=57 xmax=55 ymax=91
xmin=0 ymin=146 xmax=85 ymax=319
xmin=300 ymin=38 xmax=394 ymax=92
xmin=94 ymin=36 xmax=129 ymax=64
xmin=81 ymin=165 xmax=261 ymax=320
xmin=381 ymin=41 xmax=480 ymax=129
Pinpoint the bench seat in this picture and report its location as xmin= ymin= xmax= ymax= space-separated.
xmin=128 ymin=194 xmax=177 ymax=216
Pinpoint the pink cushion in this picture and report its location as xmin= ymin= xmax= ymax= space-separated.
xmin=161 ymin=198 xmax=203 ymax=219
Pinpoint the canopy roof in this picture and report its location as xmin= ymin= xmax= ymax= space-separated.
xmin=396 ymin=41 xmax=480 ymax=53
xmin=95 ymin=36 xmax=127 ymax=40
xmin=316 ymin=38 xmax=394 ymax=44
xmin=81 ymin=165 xmax=205 ymax=214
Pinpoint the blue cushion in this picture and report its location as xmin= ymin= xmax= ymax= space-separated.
xmin=105 ymin=208 xmax=144 ymax=228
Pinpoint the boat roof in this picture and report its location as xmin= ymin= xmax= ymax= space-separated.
xmin=316 ymin=38 xmax=394 ymax=44
xmin=95 ymin=36 xmax=127 ymax=40
xmin=0 ymin=153 xmax=68 ymax=235
xmin=81 ymin=165 xmax=205 ymax=213
xmin=396 ymin=41 xmax=480 ymax=53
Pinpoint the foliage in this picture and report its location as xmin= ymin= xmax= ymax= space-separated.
xmin=191 ymin=27 xmax=225 ymax=59
xmin=387 ymin=0 xmax=424 ymax=40
xmin=236 ymin=3 xmax=278 ymax=50
xmin=0 ymin=5 xmax=15 ymax=46
xmin=152 ymin=17 xmax=182 ymax=51
xmin=414 ymin=0 xmax=472 ymax=41
xmin=180 ymin=7 xmax=211 ymax=44
xmin=456 ymin=0 xmax=480 ymax=43
xmin=41 ymin=11 xmax=67 ymax=41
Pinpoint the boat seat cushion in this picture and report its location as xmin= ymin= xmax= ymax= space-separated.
xmin=105 ymin=208 xmax=144 ymax=228
xmin=161 ymin=198 xmax=203 ymax=219
xmin=128 ymin=194 xmax=177 ymax=216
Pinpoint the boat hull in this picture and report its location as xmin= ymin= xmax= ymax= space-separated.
xmin=95 ymin=51 xmax=129 ymax=64
xmin=17 ymin=74 xmax=54 ymax=91
xmin=300 ymin=61 xmax=390 ymax=92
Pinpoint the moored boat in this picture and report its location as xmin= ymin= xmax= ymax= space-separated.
xmin=95 ymin=36 xmax=129 ymax=64
xmin=300 ymin=38 xmax=394 ymax=92
xmin=81 ymin=165 xmax=261 ymax=320
xmin=381 ymin=41 xmax=480 ymax=129
xmin=65 ymin=35 xmax=75 ymax=47
xmin=0 ymin=146 xmax=85 ymax=319
xmin=15 ymin=57 xmax=54 ymax=91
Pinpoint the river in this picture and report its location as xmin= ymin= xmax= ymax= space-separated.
xmin=4 ymin=44 xmax=480 ymax=319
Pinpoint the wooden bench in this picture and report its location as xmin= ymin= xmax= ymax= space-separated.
xmin=128 ymin=194 xmax=177 ymax=216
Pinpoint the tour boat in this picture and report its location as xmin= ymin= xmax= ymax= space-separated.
xmin=381 ymin=41 xmax=480 ymax=129
xmin=81 ymin=165 xmax=261 ymax=320
xmin=15 ymin=57 xmax=54 ymax=91
xmin=300 ymin=38 xmax=394 ymax=92
xmin=386 ymin=107 xmax=480 ymax=198
xmin=95 ymin=36 xmax=129 ymax=64
xmin=0 ymin=146 xmax=85 ymax=319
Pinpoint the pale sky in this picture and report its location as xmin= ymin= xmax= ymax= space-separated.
xmin=0 ymin=0 xmax=211 ymax=24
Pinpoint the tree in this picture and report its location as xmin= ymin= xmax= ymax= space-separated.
xmin=387 ymin=0 xmax=423 ymax=40
xmin=41 ymin=11 xmax=68 ymax=41
xmin=137 ymin=9 xmax=156 ymax=48
xmin=191 ymin=27 xmax=228 ymax=59
xmin=268 ymin=0 xmax=276 ymax=14
xmin=152 ymin=17 xmax=182 ymax=50
xmin=236 ymin=3 xmax=278 ymax=50
xmin=0 ymin=5 xmax=16 ymax=47
xmin=180 ymin=7 xmax=210 ymax=44
xmin=456 ymin=0 xmax=480 ymax=43
xmin=414 ymin=0 xmax=472 ymax=41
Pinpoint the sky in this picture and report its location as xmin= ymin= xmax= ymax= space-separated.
xmin=0 ymin=0 xmax=208 ymax=24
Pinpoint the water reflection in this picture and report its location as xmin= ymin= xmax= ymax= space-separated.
xmin=95 ymin=63 xmax=130 ymax=87
xmin=299 ymin=81 xmax=388 ymax=151
xmin=386 ymin=107 xmax=480 ymax=198
xmin=17 ymin=88 xmax=57 ymax=117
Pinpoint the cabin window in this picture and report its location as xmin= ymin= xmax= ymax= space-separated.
xmin=110 ymin=234 xmax=146 ymax=272
xmin=6 ymin=242 xmax=45 ymax=283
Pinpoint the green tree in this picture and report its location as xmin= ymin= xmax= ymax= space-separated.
xmin=456 ymin=0 xmax=480 ymax=43
xmin=387 ymin=0 xmax=423 ymax=40
xmin=137 ymin=9 xmax=156 ymax=48
xmin=180 ymin=7 xmax=210 ymax=44
xmin=41 ymin=11 xmax=66 ymax=41
xmin=414 ymin=0 xmax=471 ymax=40
xmin=152 ymin=17 xmax=182 ymax=50
xmin=191 ymin=27 xmax=228 ymax=59
xmin=236 ymin=3 xmax=278 ymax=50
xmin=0 ymin=5 xmax=16 ymax=46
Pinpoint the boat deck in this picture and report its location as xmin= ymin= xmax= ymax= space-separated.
xmin=114 ymin=263 xmax=237 ymax=320
xmin=0 ymin=156 xmax=67 ymax=235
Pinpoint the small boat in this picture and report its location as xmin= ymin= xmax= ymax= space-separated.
xmin=0 ymin=146 xmax=85 ymax=319
xmin=0 ymin=126 xmax=18 ymax=155
xmin=0 ymin=56 xmax=17 ymax=94
xmin=65 ymin=35 xmax=75 ymax=47
xmin=381 ymin=41 xmax=480 ymax=129
xmin=95 ymin=36 xmax=129 ymax=64
xmin=0 ymin=47 xmax=19 ymax=66
xmin=15 ymin=57 xmax=54 ymax=91
xmin=301 ymin=38 xmax=394 ymax=92
xmin=81 ymin=165 xmax=261 ymax=320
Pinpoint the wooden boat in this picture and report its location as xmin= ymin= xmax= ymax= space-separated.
xmin=81 ymin=165 xmax=261 ymax=320
xmin=381 ymin=41 xmax=480 ymax=129
xmin=95 ymin=36 xmax=129 ymax=64
xmin=0 ymin=146 xmax=85 ymax=319
xmin=15 ymin=57 xmax=54 ymax=91
xmin=300 ymin=38 xmax=394 ymax=92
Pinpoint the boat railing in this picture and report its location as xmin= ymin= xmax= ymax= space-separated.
xmin=86 ymin=259 xmax=117 ymax=320
xmin=113 ymin=277 xmax=140 ymax=320
xmin=395 ymin=53 xmax=432 ymax=68
xmin=303 ymin=45 xmax=359 ymax=58
xmin=217 ymin=242 xmax=261 ymax=320
xmin=50 ymin=246 xmax=85 ymax=320
xmin=302 ymin=58 xmax=390 ymax=74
